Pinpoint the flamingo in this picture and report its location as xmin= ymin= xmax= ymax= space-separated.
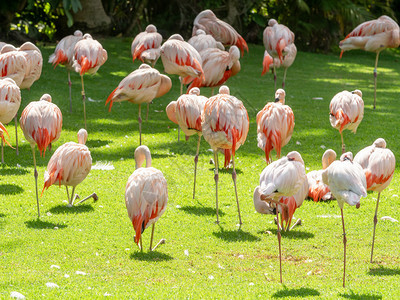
xmin=192 ymin=9 xmax=248 ymax=56
xmin=253 ymin=151 xmax=306 ymax=283
xmin=0 ymin=78 xmax=21 ymax=156
xmin=322 ymin=152 xmax=367 ymax=287
xmin=263 ymin=19 xmax=295 ymax=91
xmin=339 ymin=15 xmax=400 ymax=109
xmin=42 ymin=128 xmax=97 ymax=207
xmin=307 ymin=149 xmax=337 ymax=202
xmin=106 ymin=64 xmax=171 ymax=146
xmin=201 ymin=85 xmax=249 ymax=225
xmin=262 ymin=43 xmax=297 ymax=89
xmin=18 ymin=42 xmax=43 ymax=90
xmin=0 ymin=121 xmax=13 ymax=163
xmin=188 ymin=29 xmax=224 ymax=52
xmin=125 ymin=145 xmax=168 ymax=252
xmin=0 ymin=44 xmax=28 ymax=87
xmin=329 ymin=89 xmax=364 ymax=154
xmin=20 ymin=94 xmax=63 ymax=217
xmin=256 ymin=89 xmax=294 ymax=163
xmin=354 ymin=138 xmax=395 ymax=262
xmin=131 ymin=24 xmax=162 ymax=67
xmin=165 ymin=87 xmax=208 ymax=199
xmin=0 ymin=42 xmax=6 ymax=51
xmin=49 ymin=30 xmax=83 ymax=113
xmin=72 ymin=33 xmax=108 ymax=129
xmin=182 ymin=46 xmax=241 ymax=95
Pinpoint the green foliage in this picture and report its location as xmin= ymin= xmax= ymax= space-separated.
xmin=1 ymin=39 xmax=400 ymax=298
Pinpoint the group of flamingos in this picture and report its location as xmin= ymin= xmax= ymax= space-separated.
xmin=0 ymin=10 xmax=398 ymax=288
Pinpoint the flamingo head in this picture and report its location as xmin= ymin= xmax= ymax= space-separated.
xmin=287 ymin=151 xmax=304 ymax=165
xmin=40 ymin=94 xmax=52 ymax=103
xmin=74 ymin=30 xmax=83 ymax=37
xmin=219 ymin=85 xmax=230 ymax=95
xmin=274 ymin=88 xmax=286 ymax=104
xmin=169 ymin=34 xmax=184 ymax=41
xmin=195 ymin=29 xmax=206 ymax=36
xmin=268 ymin=19 xmax=278 ymax=27
xmin=352 ymin=89 xmax=362 ymax=98
xmin=322 ymin=149 xmax=337 ymax=169
xmin=340 ymin=152 xmax=353 ymax=162
xmin=373 ymin=138 xmax=386 ymax=148
xmin=77 ymin=129 xmax=88 ymax=145
xmin=188 ymin=87 xmax=200 ymax=96
xmin=146 ymin=24 xmax=157 ymax=33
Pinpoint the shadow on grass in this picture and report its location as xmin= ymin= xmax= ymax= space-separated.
xmin=213 ymin=228 xmax=261 ymax=242
xmin=339 ymin=290 xmax=382 ymax=300
xmin=0 ymin=213 xmax=5 ymax=218
xmin=368 ymin=265 xmax=400 ymax=276
xmin=272 ymin=287 xmax=320 ymax=298
xmin=264 ymin=228 xmax=315 ymax=240
xmin=86 ymin=139 xmax=112 ymax=148
xmin=0 ymin=184 xmax=24 ymax=195
xmin=207 ymin=167 xmax=243 ymax=175
xmin=49 ymin=204 xmax=94 ymax=214
xmin=130 ymin=251 xmax=173 ymax=262
xmin=180 ymin=205 xmax=224 ymax=217
xmin=0 ymin=167 xmax=29 ymax=176
xmin=25 ymin=219 xmax=67 ymax=230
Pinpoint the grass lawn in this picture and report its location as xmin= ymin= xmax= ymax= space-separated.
xmin=1 ymin=37 xmax=400 ymax=299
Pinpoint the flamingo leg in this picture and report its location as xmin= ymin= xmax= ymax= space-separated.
xmin=193 ymin=135 xmax=201 ymax=199
xmin=340 ymin=132 xmax=345 ymax=154
xmin=289 ymin=218 xmax=302 ymax=231
xmin=76 ymin=192 xmax=98 ymax=205
xmin=370 ymin=192 xmax=381 ymax=263
xmin=66 ymin=186 xmax=70 ymax=203
xmin=69 ymin=186 xmax=76 ymax=206
xmin=282 ymin=67 xmax=288 ymax=89
xmin=149 ymin=223 xmax=155 ymax=251
xmin=68 ymin=70 xmax=72 ymax=113
xmin=140 ymin=235 xmax=143 ymax=252
xmin=373 ymin=52 xmax=380 ymax=110
xmin=214 ymin=150 xmax=219 ymax=224
xmin=341 ymin=208 xmax=347 ymax=288
xmin=1 ymin=139 xmax=3 ymax=164
xmin=231 ymin=155 xmax=242 ymax=225
xmin=138 ymin=104 xmax=142 ymax=145
xmin=146 ymin=102 xmax=149 ymax=122
xmin=81 ymin=75 xmax=87 ymax=129
xmin=177 ymin=83 xmax=183 ymax=142
xmin=14 ymin=115 xmax=18 ymax=156
xmin=273 ymin=65 xmax=277 ymax=91
xmin=276 ymin=208 xmax=283 ymax=283
xmin=31 ymin=146 xmax=40 ymax=218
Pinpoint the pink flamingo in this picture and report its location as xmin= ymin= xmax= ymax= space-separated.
xmin=0 ymin=44 xmax=28 ymax=87
xmin=0 ymin=78 xmax=21 ymax=155
xmin=73 ymin=33 xmax=108 ymax=129
xmin=192 ymin=9 xmax=248 ymax=56
xmin=18 ymin=42 xmax=43 ymax=90
xmin=106 ymin=64 xmax=171 ymax=145
xmin=131 ymin=24 xmax=162 ymax=67
xmin=188 ymin=29 xmax=224 ymax=53
xmin=42 ymin=128 xmax=97 ymax=207
xmin=307 ymin=149 xmax=337 ymax=202
xmin=201 ymin=85 xmax=249 ymax=225
xmin=263 ymin=19 xmax=295 ymax=91
xmin=166 ymin=87 xmax=208 ymax=199
xmin=339 ymin=15 xmax=400 ymax=109
xmin=253 ymin=151 xmax=306 ymax=283
xmin=20 ymin=94 xmax=63 ymax=217
xmin=49 ymin=30 xmax=83 ymax=112
xmin=125 ymin=145 xmax=168 ymax=252
xmin=354 ymin=138 xmax=395 ymax=262
xmin=256 ymin=89 xmax=294 ymax=163
xmin=182 ymin=46 xmax=241 ymax=94
xmin=329 ymin=89 xmax=364 ymax=153
xmin=322 ymin=152 xmax=367 ymax=287
xmin=0 ymin=121 xmax=13 ymax=163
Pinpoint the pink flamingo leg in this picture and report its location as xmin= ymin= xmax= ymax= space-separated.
xmin=341 ymin=208 xmax=347 ymax=288
xmin=370 ymin=192 xmax=381 ymax=262
xmin=214 ymin=150 xmax=219 ymax=224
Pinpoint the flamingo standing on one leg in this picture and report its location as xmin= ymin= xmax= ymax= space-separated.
xmin=125 ymin=145 xmax=168 ymax=252
xmin=131 ymin=24 xmax=162 ymax=67
xmin=0 ymin=78 xmax=21 ymax=156
xmin=329 ymin=89 xmax=364 ymax=154
xmin=339 ymin=16 xmax=400 ymax=109
xmin=166 ymin=87 xmax=208 ymax=199
xmin=253 ymin=151 xmax=306 ymax=283
xmin=20 ymin=94 xmax=62 ymax=217
xmin=106 ymin=64 xmax=171 ymax=146
xmin=0 ymin=44 xmax=28 ymax=87
xmin=256 ymin=89 xmax=294 ymax=163
xmin=0 ymin=121 xmax=13 ymax=163
xmin=307 ymin=149 xmax=337 ymax=202
xmin=263 ymin=19 xmax=295 ymax=91
xmin=72 ymin=33 xmax=108 ymax=129
xmin=322 ymin=152 xmax=367 ymax=287
xmin=160 ymin=34 xmax=204 ymax=140
xmin=49 ymin=30 xmax=83 ymax=112
xmin=262 ymin=43 xmax=297 ymax=89
xmin=354 ymin=138 xmax=395 ymax=262
xmin=201 ymin=85 xmax=249 ymax=225
xmin=192 ymin=9 xmax=248 ymax=56
xmin=42 ymin=128 xmax=97 ymax=207
xmin=18 ymin=42 xmax=43 ymax=90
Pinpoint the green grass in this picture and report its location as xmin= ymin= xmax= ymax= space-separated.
xmin=1 ymin=38 xmax=400 ymax=299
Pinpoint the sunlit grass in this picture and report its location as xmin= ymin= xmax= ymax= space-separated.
xmin=0 ymin=38 xmax=400 ymax=298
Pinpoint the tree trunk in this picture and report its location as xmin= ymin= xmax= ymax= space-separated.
xmin=72 ymin=0 xmax=111 ymax=34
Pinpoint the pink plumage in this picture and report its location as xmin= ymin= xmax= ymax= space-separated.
xmin=125 ymin=145 xmax=168 ymax=247
xmin=256 ymin=89 xmax=294 ymax=163
xmin=263 ymin=19 xmax=295 ymax=63
xmin=0 ymin=44 xmax=28 ymax=87
xmin=49 ymin=30 xmax=83 ymax=69
xmin=0 ymin=78 xmax=21 ymax=125
xmin=188 ymin=29 xmax=224 ymax=53
xmin=131 ymin=24 xmax=162 ymax=66
xmin=18 ymin=42 xmax=43 ymax=90
xmin=192 ymin=9 xmax=248 ymax=55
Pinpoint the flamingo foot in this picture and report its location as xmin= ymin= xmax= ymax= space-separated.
xmin=151 ymin=239 xmax=166 ymax=251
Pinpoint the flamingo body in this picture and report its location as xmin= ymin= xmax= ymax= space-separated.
xmin=0 ymin=78 xmax=21 ymax=124
xmin=263 ymin=19 xmax=295 ymax=63
xmin=18 ymin=42 xmax=43 ymax=89
xmin=188 ymin=29 xmax=224 ymax=52
xmin=131 ymin=24 xmax=162 ymax=66
xmin=262 ymin=43 xmax=297 ymax=76
xmin=73 ymin=34 xmax=108 ymax=76
xmin=49 ymin=30 xmax=83 ymax=69
xmin=0 ymin=44 xmax=28 ymax=87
